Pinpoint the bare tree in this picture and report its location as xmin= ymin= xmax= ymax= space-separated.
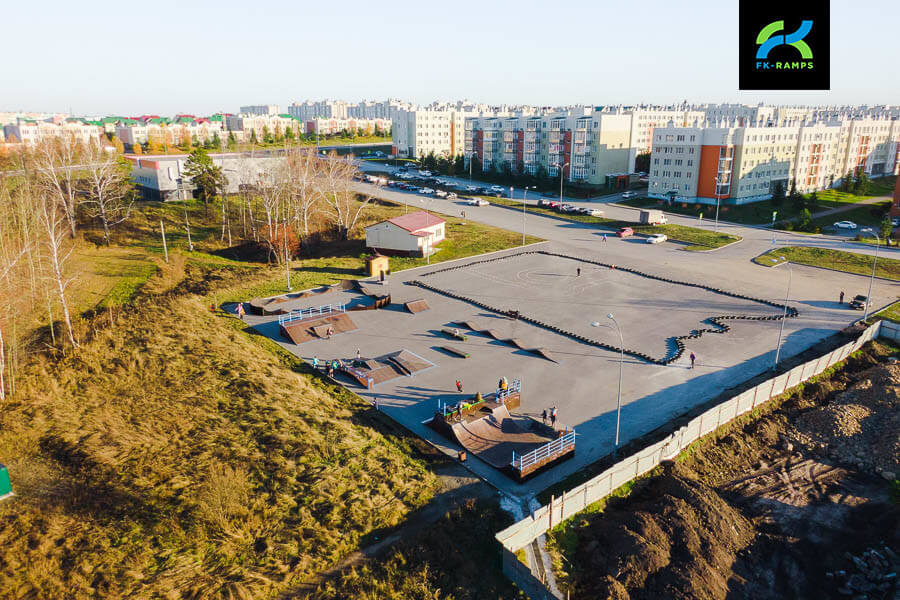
xmin=33 ymin=136 xmax=83 ymax=238
xmin=256 ymin=163 xmax=289 ymax=263
xmin=80 ymin=141 xmax=134 ymax=245
xmin=284 ymin=148 xmax=322 ymax=247
xmin=317 ymin=152 xmax=373 ymax=240
xmin=36 ymin=186 xmax=78 ymax=348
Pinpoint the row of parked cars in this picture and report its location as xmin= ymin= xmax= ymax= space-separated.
xmin=536 ymin=198 xmax=604 ymax=217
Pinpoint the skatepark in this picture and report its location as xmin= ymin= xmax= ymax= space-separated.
xmin=234 ymin=235 xmax=892 ymax=495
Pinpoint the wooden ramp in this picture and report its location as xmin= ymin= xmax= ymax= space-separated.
xmin=449 ymin=405 xmax=553 ymax=469
xmin=385 ymin=349 xmax=434 ymax=376
xmin=404 ymin=298 xmax=430 ymax=314
xmin=442 ymin=345 xmax=469 ymax=358
xmin=281 ymin=313 xmax=357 ymax=345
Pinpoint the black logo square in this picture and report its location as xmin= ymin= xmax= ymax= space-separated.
xmin=739 ymin=0 xmax=830 ymax=90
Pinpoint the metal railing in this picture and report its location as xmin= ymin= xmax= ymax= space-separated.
xmin=277 ymin=303 xmax=345 ymax=325
xmin=497 ymin=378 xmax=521 ymax=403
xmin=513 ymin=430 xmax=575 ymax=473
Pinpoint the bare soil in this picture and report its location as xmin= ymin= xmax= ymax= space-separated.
xmin=553 ymin=340 xmax=900 ymax=600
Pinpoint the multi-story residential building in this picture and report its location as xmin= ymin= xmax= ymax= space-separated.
xmin=116 ymin=116 xmax=225 ymax=147
xmin=304 ymin=117 xmax=390 ymax=136
xmin=225 ymin=114 xmax=300 ymax=142
xmin=239 ymin=104 xmax=280 ymax=116
xmin=394 ymin=106 xmax=484 ymax=159
xmin=3 ymin=119 xmax=103 ymax=146
xmin=647 ymin=117 xmax=900 ymax=205
xmin=287 ymin=99 xmax=350 ymax=121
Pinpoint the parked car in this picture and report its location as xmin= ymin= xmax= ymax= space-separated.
xmin=617 ymin=227 xmax=634 ymax=238
xmin=585 ymin=209 xmax=604 ymax=217
xmin=892 ymin=217 xmax=900 ymax=227
xmin=435 ymin=190 xmax=448 ymax=198
xmin=419 ymin=170 xmax=432 ymax=177
xmin=646 ymin=233 xmax=668 ymax=244
xmin=465 ymin=185 xmax=479 ymax=193
xmin=467 ymin=198 xmax=489 ymax=206
xmin=446 ymin=192 xmax=458 ymax=199
xmin=547 ymin=201 xmax=561 ymax=209
xmin=621 ymin=191 xmax=636 ymax=199
xmin=489 ymin=185 xmax=505 ymax=193
xmin=537 ymin=199 xmax=553 ymax=207
xmin=849 ymin=294 xmax=869 ymax=310
xmin=559 ymin=204 xmax=578 ymax=213
xmin=405 ymin=185 xmax=419 ymax=192
xmin=419 ymin=187 xmax=435 ymax=195
xmin=833 ymin=220 xmax=858 ymax=230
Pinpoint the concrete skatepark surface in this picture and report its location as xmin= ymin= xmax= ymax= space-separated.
xmin=448 ymin=404 xmax=555 ymax=469
xmin=239 ymin=182 xmax=900 ymax=497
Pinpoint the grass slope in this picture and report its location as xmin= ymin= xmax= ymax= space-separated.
xmin=0 ymin=268 xmax=439 ymax=599
xmin=754 ymin=246 xmax=900 ymax=281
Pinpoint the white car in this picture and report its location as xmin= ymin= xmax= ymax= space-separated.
xmin=646 ymin=233 xmax=668 ymax=244
xmin=489 ymin=185 xmax=505 ymax=193
xmin=621 ymin=191 xmax=636 ymax=199
xmin=465 ymin=185 xmax=479 ymax=193
xmin=446 ymin=192 xmax=458 ymax=199
xmin=833 ymin=221 xmax=857 ymax=230
xmin=419 ymin=187 xmax=435 ymax=195
xmin=467 ymin=198 xmax=489 ymax=206
xmin=419 ymin=170 xmax=432 ymax=177
xmin=435 ymin=190 xmax=448 ymax=198
xmin=585 ymin=209 xmax=605 ymax=217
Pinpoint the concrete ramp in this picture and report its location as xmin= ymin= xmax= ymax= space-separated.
xmin=404 ymin=298 xmax=430 ymax=314
xmin=450 ymin=405 xmax=554 ymax=469
xmin=281 ymin=313 xmax=357 ymax=345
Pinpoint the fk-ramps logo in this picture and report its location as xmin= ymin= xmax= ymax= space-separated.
xmin=739 ymin=0 xmax=829 ymax=90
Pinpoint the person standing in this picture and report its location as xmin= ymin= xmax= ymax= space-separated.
xmin=541 ymin=408 xmax=548 ymax=425
xmin=356 ymin=348 xmax=361 ymax=361
xmin=237 ymin=302 xmax=245 ymax=320
xmin=456 ymin=379 xmax=463 ymax=393
xmin=839 ymin=290 xmax=845 ymax=304
xmin=550 ymin=406 xmax=558 ymax=428
xmin=576 ymin=267 xmax=581 ymax=277
xmin=602 ymin=233 xmax=607 ymax=243
xmin=690 ymin=352 xmax=696 ymax=369
xmin=312 ymin=356 xmax=319 ymax=370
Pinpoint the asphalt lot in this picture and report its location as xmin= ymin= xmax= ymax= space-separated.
xmin=243 ymin=199 xmax=899 ymax=495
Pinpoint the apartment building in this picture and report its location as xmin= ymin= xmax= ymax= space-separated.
xmin=287 ymin=99 xmax=350 ymax=120
xmin=225 ymin=114 xmax=300 ymax=142
xmin=239 ymin=104 xmax=280 ymax=116
xmin=304 ymin=117 xmax=390 ymax=136
xmin=466 ymin=108 xmax=639 ymax=187
xmin=648 ymin=117 xmax=900 ymax=205
xmin=3 ymin=119 xmax=103 ymax=145
xmin=116 ymin=116 xmax=225 ymax=147
xmin=393 ymin=107 xmax=475 ymax=158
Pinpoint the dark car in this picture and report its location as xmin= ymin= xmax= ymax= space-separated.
xmin=849 ymin=295 xmax=869 ymax=310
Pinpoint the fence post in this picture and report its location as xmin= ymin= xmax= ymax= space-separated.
xmin=549 ymin=495 xmax=554 ymax=529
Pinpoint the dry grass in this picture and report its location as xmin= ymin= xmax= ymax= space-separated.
xmin=0 ymin=279 xmax=438 ymax=599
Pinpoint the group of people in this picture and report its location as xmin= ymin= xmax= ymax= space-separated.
xmin=311 ymin=356 xmax=341 ymax=377
xmin=541 ymin=406 xmax=559 ymax=428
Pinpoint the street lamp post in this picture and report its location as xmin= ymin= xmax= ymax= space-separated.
xmin=713 ymin=175 xmax=722 ymax=233
xmin=522 ymin=185 xmax=534 ymax=246
xmin=771 ymin=256 xmax=792 ymax=369
xmin=863 ymin=233 xmax=880 ymax=322
xmin=557 ymin=162 xmax=569 ymax=204
xmin=592 ymin=315 xmax=623 ymax=457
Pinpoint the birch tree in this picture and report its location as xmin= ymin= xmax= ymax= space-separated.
xmin=317 ymin=152 xmax=373 ymax=240
xmin=33 ymin=136 xmax=83 ymax=238
xmin=36 ymin=186 xmax=78 ymax=348
xmin=80 ymin=141 xmax=134 ymax=245
xmin=285 ymin=148 xmax=322 ymax=247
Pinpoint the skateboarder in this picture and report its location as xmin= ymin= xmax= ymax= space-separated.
xmin=326 ymin=326 xmax=334 ymax=339
xmin=602 ymin=233 xmax=607 ymax=243
xmin=839 ymin=290 xmax=845 ymax=304
xmin=690 ymin=352 xmax=696 ymax=369
xmin=312 ymin=356 xmax=319 ymax=370
xmin=550 ymin=406 xmax=558 ymax=428
xmin=456 ymin=379 xmax=463 ymax=393
xmin=356 ymin=348 xmax=361 ymax=361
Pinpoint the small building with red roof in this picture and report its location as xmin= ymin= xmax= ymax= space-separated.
xmin=365 ymin=211 xmax=446 ymax=257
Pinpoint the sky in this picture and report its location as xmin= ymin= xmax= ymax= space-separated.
xmin=3 ymin=0 xmax=899 ymax=116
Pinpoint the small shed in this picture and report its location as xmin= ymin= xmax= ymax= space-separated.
xmin=366 ymin=254 xmax=390 ymax=278
xmin=365 ymin=211 xmax=446 ymax=257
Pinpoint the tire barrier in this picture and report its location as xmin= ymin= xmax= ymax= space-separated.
xmin=455 ymin=321 xmax=557 ymax=362
xmin=407 ymin=250 xmax=799 ymax=366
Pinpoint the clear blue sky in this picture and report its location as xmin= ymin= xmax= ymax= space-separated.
xmin=4 ymin=0 xmax=898 ymax=116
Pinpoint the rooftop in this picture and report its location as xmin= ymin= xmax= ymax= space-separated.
xmin=383 ymin=211 xmax=445 ymax=233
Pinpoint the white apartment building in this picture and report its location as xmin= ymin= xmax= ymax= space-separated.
xmin=393 ymin=107 xmax=482 ymax=159
xmin=239 ymin=104 xmax=280 ymax=116
xmin=288 ymin=99 xmax=350 ymax=121
xmin=304 ymin=117 xmax=390 ymax=136
xmin=648 ymin=117 xmax=900 ymax=205
xmin=3 ymin=119 xmax=103 ymax=146
xmin=225 ymin=114 xmax=300 ymax=142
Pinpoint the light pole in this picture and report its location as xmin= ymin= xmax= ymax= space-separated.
xmin=522 ymin=185 xmax=534 ymax=246
xmin=863 ymin=233 xmax=880 ymax=322
xmin=556 ymin=162 xmax=569 ymax=204
xmin=713 ymin=174 xmax=722 ymax=233
xmin=770 ymin=256 xmax=792 ymax=369
xmin=592 ymin=315 xmax=623 ymax=456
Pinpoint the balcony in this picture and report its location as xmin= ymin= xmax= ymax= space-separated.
xmin=548 ymin=132 xmax=563 ymax=143
xmin=503 ymin=132 xmax=515 ymax=142
xmin=573 ymin=131 xmax=588 ymax=144
xmin=550 ymin=120 xmax=565 ymax=131
xmin=549 ymin=144 xmax=564 ymax=154
xmin=575 ymin=120 xmax=590 ymax=131
xmin=526 ymin=121 xmax=540 ymax=131
xmin=524 ymin=131 xmax=537 ymax=142
xmin=573 ymin=144 xmax=590 ymax=155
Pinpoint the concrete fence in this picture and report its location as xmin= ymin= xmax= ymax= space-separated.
xmin=495 ymin=321 xmax=884 ymax=598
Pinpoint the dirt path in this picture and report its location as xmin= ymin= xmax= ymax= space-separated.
xmin=283 ymin=462 xmax=496 ymax=598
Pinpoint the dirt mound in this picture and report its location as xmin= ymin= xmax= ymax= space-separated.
xmin=570 ymin=462 xmax=755 ymax=600
xmin=790 ymin=363 xmax=900 ymax=477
